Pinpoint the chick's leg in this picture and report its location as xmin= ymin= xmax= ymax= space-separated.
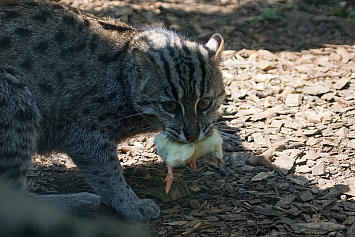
xmin=165 ymin=163 xmax=174 ymax=194
xmin=217 ymin=158 xmax=225 ymax=164
xmin=189 ymin=161 xmax=197 ymax=169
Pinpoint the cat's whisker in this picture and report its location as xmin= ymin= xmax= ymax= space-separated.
xmin=219 ymin=133 xmax=243 ymax=144
xmin=211 ymin=121 xmax=229 ymax=126
xmin=118 ymin=112 xmax=146 ymax=121
xmin=212 ymin=121 xmax=239 ymax=128
xmin=219 ymin=130 xmax=240 ymax=136
xmin=219 ymin=131 xmax=240 ymax=138
xmin=130 ymin=163 xmax=141 ymax=178
xmin=144 ymin=159 xmax=154 ymax=168
xmin=218 ymin=128 xmax=240 ymax=133
xmin=220 ymin=136 xmax=241 ymax=144
xmin=135 ymin=125 xmax=161 ymax=133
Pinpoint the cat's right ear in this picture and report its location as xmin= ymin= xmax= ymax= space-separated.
xmin=131 ymin=48 xmax=154 ymax=81
xmin=205 ymin=33 xmax=224 ymax=61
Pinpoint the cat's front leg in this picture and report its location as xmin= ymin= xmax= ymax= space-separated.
xmin=62 ymin=131 xmax=160 ymax=222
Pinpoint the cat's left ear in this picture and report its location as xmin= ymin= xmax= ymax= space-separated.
xmin=131 ymin=48 xmax=154 ymax=81
xmin=205 ymin=33 xmax=224 ymax=61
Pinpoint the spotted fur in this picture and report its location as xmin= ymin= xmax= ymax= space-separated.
xmin=0 ymin=0 xmax=224 ymax=222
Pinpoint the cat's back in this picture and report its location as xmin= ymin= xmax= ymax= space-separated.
xmin=0 ymin=0 xmax=133 ymax=48
xmin=0 ymin=0 xmax=142 ymax=119
xmin=0 ymin=0 xmax=134 ymax=85
xmin=1 ymin=0 xmax=99 ymax=57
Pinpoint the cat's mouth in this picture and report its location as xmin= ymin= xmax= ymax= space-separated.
xmin=163 ymin=131 xmax=212 ymax=144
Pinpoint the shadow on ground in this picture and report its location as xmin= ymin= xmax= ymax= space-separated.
xmin=1 ymin=0 xmax=354 ymax=236
xmin=65 ymin=0 xmax=355 ymax=52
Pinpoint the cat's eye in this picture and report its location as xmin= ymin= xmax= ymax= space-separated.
xmin=197 ymin=98 xmax=212 ymax=111
xmin=163 ymin=101 xmax=179 ymax=112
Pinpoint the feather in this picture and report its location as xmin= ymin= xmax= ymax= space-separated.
xmin=155 ymin=129 xmax=223 ymax=193
xmin=155 ymin=129 xmax=223 ymax=166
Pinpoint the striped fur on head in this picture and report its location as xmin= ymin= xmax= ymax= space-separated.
xmin=131 ymin=29 xmax=225 ymax=143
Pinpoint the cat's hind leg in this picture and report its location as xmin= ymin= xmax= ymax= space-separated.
xmin=0 ymin=69 xmax=101 ymax=213
xmin=0 ymin=68 xmax=40 ymax=191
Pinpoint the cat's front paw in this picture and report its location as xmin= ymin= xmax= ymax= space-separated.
xmin=114 ymin=198 xmax=160 ymax=222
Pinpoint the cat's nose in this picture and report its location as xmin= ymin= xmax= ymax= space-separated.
xmin=186 ymin=134 xmax=198 ymax=142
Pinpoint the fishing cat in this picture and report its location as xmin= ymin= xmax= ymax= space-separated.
xmin=0 ymin=0 xmax=225 ymax=222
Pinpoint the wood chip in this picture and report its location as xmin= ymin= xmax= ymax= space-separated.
xmin=189 ymin=200 xmax=201 ymax=209
xmin=251 ymin=132 xmax=269 ymax=148
xmin=230 ymin=81 xmax=248 ymax=100
xmin=306 ymin=137 xmax=320 ymax=146
xmin=303 ymin=129 xmax=320 ymax=136
xmin=295 ymin=64 xmax=313 ymax=73
xmin=298 ymin=190 xmax=314 ymax=202
xmin=163 ymin=221 xmax=189 ymax=226
xmin=343 ymin=216 xmax=355 ymax=225
xmin=251 ymin=171 xmax=274 ymax=181
xmin=181 ymin=221 xmax=202 ymax=236
xmin=291 ymin=222 xmax=345 ymax=234
xmin=269 ymin=119 xmax=284 ymax=128
xmin=255 ymin=60 xmax=276 ymax=71
xmin=336 ymin=47 xmax=351 ymax=63
xmin=250 ymin=107 xmax=277 ymax=121
xmin=303 ymin=85 xmax=331 ymax=95
xmin=333 ymin=77 xmax=349 ymax=90
xmin=335 ymin=127 xmax=349 ymax=137
xmin=288 ymin=176 xmax=308 ymax=186
xmin=219 ymin=214 xmax=245 ymax=221
xmin=272 ymin=155 xmax=295 ymax=175
xmin=254 ymin=206 xmax=282 ymax=216
xmin=296 ymin=165 xmax=311 ymax=175
xmin=276 ymin=194 xmax=297 ymax=208
xmin=285 ymin=94 xmax=303 ymax=106
xmin=317 ymin=57 xmax=338 ymax=68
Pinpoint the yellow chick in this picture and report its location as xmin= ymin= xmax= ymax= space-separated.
xmin=155 ymin=129 xmax=224 ymax=194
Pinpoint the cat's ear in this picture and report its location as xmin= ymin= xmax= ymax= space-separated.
xmin=131 ymin=48 xmax=154 ymax=81
xmin=205 ymin=33 xmax=224 ymax=61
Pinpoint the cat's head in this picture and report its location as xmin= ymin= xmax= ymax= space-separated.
xmin=131 ymin=32 xmax=225 ymax=143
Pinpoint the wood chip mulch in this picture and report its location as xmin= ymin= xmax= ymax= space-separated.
xmin=28 ymin=0 xmax=355 ymax=236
